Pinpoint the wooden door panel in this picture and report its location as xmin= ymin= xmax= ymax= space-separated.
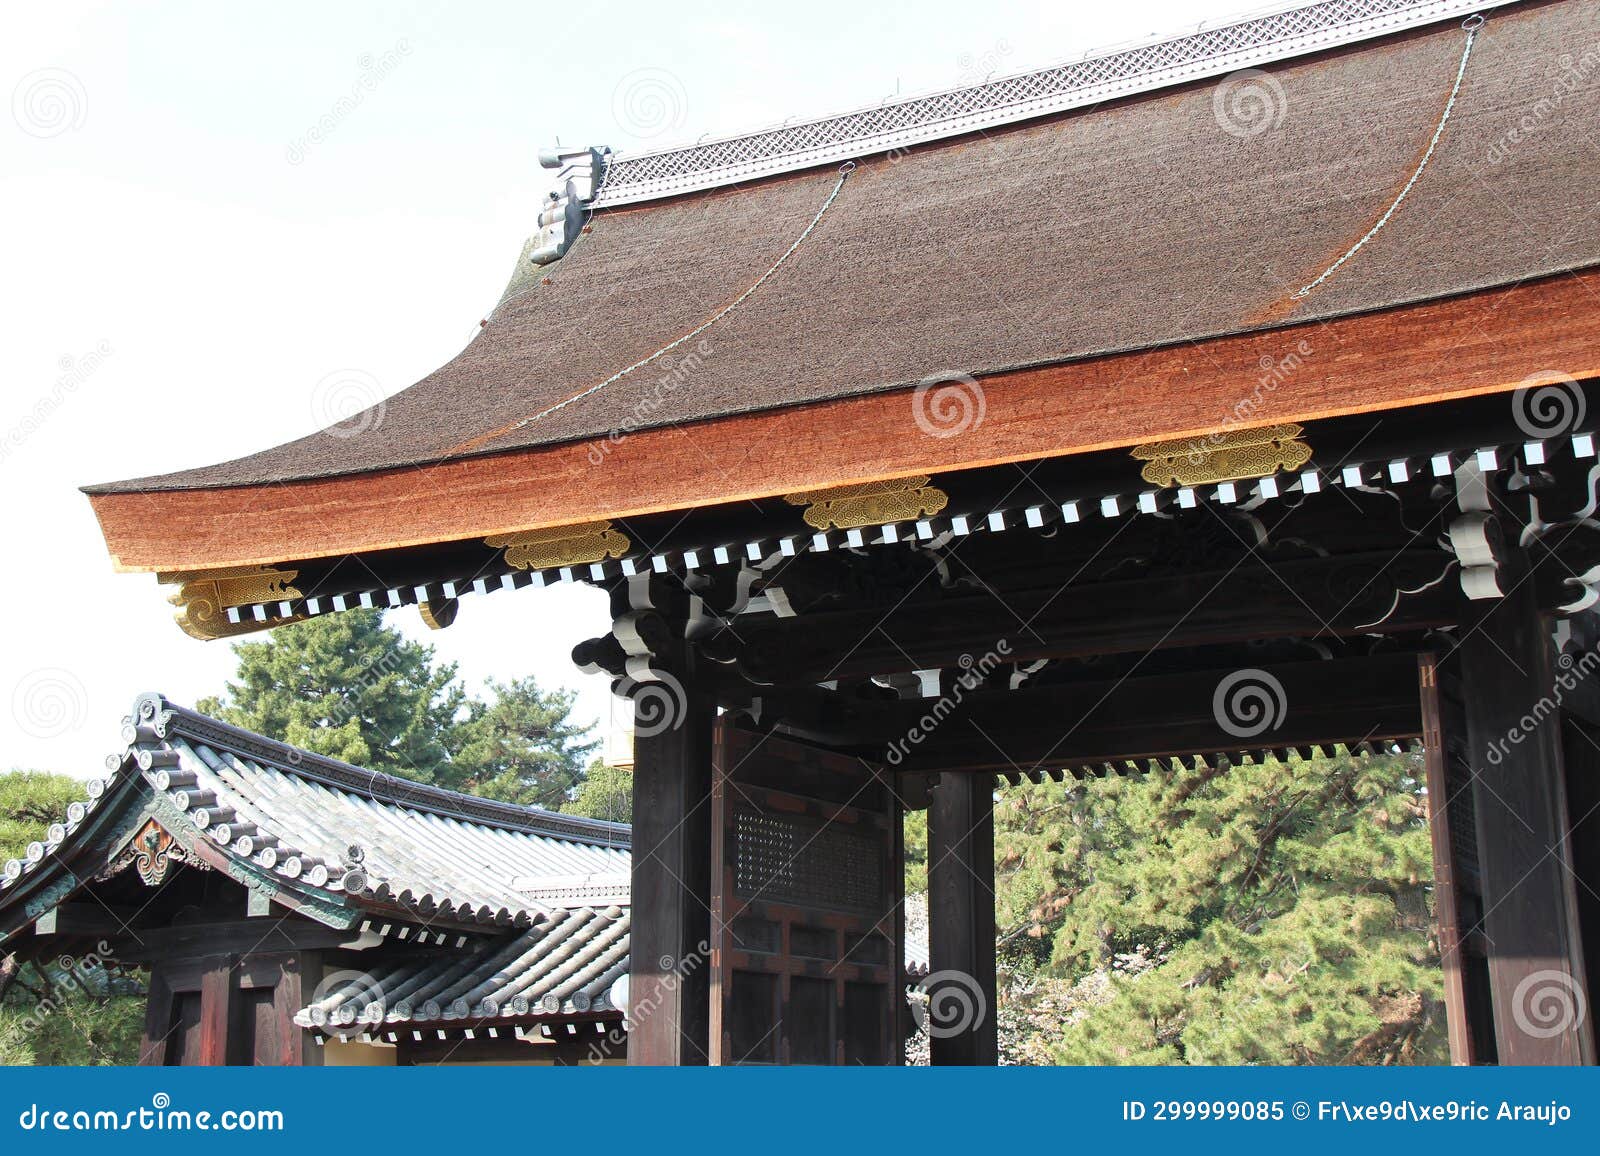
xmin=710 ymin=724 xmax=903 ymax=1065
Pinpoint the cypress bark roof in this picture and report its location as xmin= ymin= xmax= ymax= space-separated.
xmin=86 ymin=0 xmax=1599 ymax=496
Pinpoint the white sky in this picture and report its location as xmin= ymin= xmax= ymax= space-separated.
xmin=2 ymin=0 xmax=1263 ymax=777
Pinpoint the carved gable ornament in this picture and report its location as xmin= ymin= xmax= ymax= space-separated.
xmin=105 ymin=819 xmax=199 ymax=887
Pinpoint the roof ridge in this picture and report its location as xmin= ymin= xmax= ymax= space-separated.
xmin=134 ymin=694 xmax=631 ymax=848
xmin=592 ymin=0 xmax=1515 ymax=207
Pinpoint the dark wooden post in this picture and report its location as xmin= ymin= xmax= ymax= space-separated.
xmin=1455 ymin=568 xmax=1595 ymax=1064
xmin=926 ymin=772 xmax=998 ymax=1065
xmin=268 ymin=951 xmax=320 ymax=1066
xmin=197 ymin=955 xmax=235 ymax=1066
xmin=627 ymin=667 xmax=714 ymax=1065
xmin=138 ymin=967 xmax=174 ymax=1066
xmin=1418 ymin=654 xmax=1475 ymax=1064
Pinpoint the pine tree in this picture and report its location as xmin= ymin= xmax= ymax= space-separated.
xmin=199 ymin=610 xmax=464 ymax=784
xmin=0 ymin=771 xmax=144 ymax=1066
xmin=450 ymin=679 xmax=598 ymax=806
xmin=564 ymin=759 xmax=633 ymax=823
xmin=197 ymin=611 xmax=604 ymax=807
xmin=993 ymin=749 xmax=1446 ymax=1064
xmin=0 ymin=772 xmax=84 ymax=862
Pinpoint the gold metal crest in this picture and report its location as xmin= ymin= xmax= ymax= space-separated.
xmin=784 ymin=476 xmax=950 ymax=531
xmin=1130 ymin=424 xmax=1312 ymax=487
xmin=485 ymin=521 xmax=632 ymax=570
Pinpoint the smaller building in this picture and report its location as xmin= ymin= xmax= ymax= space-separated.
xmin=0 ymin=693 xmax=634 ymax=1065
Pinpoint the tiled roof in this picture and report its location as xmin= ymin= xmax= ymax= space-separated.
xmin=2 ymin=694 xmax=629 ymax=936
xmin=1 ymin=694 xmax=932 ymax=1034
xmin=300 ymin=905 xmax=632 ymax=1029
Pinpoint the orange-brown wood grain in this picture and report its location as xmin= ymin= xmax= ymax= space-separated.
xmin=90 ymin=270 xmax=1600 ymax=572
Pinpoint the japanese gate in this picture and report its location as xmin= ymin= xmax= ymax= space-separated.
xmin=80 ymin=0 xmax=1600 ymax=1064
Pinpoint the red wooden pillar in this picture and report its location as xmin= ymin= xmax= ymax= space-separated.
xmin=197 ymin=955 xmax=235 ymax=1066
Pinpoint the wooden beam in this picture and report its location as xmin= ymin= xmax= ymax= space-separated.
xmin=88 ymin=271 xmax=1600 ymax=573
xmin=627 ymin=668 xmax=714 ymax=1066
xmin=1454 ymin=564 xmax=1595 ymax=1065
xmin=33 ymin=902 xmax=140 ymax=938
xmin=721 ymin=550 xmax=1456 ymax=686
xmin=927 ymin=773 xmax=998 ymax=1065
xmin=269 ymin=951 xmax=320 ymax=1066
xmin=115 ymin=917 xmax=364 ymax=963
xmin=745 ymin=653 xmax=1423 ymax=773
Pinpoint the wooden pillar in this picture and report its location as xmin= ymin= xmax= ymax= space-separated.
xmin=627 ymin=667 xmax=714 ymax=1065
xmin=267 ymin=951 xmax=320 ymax=1066
xmin=197 ymin=955 xmax=234 ymax=1066
xmin=1418 ymin=654 xmax=1476 ymax=1064
xmin=138 ymin=967 xmax=174 ymax=1066
xmin=1454 ymin=571 xmax=1595 ymax=1064
xmin=926 ymin=772 xmax=998 ymax=1065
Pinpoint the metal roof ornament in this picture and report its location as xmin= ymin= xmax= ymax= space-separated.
xmin=1131 ymin=424 xmax=1311 ymax=487
xmin=485 ymin=520 xmax=631 ymax=570
xmin=161 ymin=565 xmax=304 ymax=640
xmin=107 ymin=818 xmax=196 ymax=887
xmin=526 ymin=146 xmax=610 ymax=265
xmin=784 ymin=475 xmax=949 ymax=530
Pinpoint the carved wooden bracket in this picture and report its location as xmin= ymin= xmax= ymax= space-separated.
xmin=418 ymin=598 xmax=459 ymax=630
xmin=160 ymin=565 xmax=303 ymax=640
